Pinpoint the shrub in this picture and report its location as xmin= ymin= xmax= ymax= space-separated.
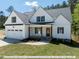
xmin=21 ymin=38 xmax=30 ymax=42
xmin=50 ymin=38 xmax=71 ymax=44
xmin=29 ymin=36 xmax=41 ymax=41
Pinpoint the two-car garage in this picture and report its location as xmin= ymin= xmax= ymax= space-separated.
xmin=5 ymin=25 xmax=25 ymax=40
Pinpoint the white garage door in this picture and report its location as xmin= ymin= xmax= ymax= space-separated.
xmin=6 ymin=29 xmax=24 ymax=40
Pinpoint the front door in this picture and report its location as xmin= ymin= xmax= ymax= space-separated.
xmin=46 ymin=28 xmax=51 ymax=37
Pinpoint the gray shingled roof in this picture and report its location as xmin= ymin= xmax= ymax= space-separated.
xmin=45 ymin=7 xmax=72 ymax=22
xmin=14 ymin=10 xmax=30 ymax=24
xmin=14 ymin=7 xmax=72 ymax=24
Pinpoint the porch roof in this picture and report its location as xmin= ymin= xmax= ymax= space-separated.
xmin=29 ymin=21 xmax=54 ymax=24
xmin=29 ymin=24 xmax=52 ymax=27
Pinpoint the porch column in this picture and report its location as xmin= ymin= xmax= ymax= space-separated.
xmin=28 ymin=25 xmax=30 ymax=37
xmin=51 ymin=24 xmax=52 ymax=38
xmin=41 ymin=27 xmax=42 ymax=37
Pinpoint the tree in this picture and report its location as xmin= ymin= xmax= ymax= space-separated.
xmin=73 ymin=3 xmax=79 ymax=23
xmin=50 ymin=4 xmax=55 ymax=9
xmin=62 ymin=1 xmax=68 ymax=7
xmin=6 ymin=6 xmax=14 ymax=14
xmin=55 ymin=4 xmax=61 ymax=8
xmin=68 ymin=0 xmax=78 ymax=13
xmin=72 ymin=3 xmax=79 ymax=35
xmin=47 ymin=5 xmax=50 ymax=9
xmin=0 ymin=11 xmax=4 ymax=16
xmin=44 ymin=1 xmax=68 ymax=10
xmin=0 ymin=11 xmax=7 ymax=28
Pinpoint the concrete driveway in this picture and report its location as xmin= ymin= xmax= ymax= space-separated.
xmin=0 ymin=40 xmax=10 ymax=47
xmin=0 ymin=30 xmax=21 ymax=47
xmin=0 ymin=38 xmax=20 ymax=47
xmin=21 ymin=42 xmax=49 ymax=45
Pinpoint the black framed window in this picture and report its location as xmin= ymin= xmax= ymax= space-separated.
xmin=35 ymin=28 xmax=41 ymax=34
xmin=19 ymin=30 xmax=22 ymax=31
xmin=37 ymin=16 xmax=40 ymax=22
xmin=36 ymin=16 xmax=45 ymax=22
xmin=41 ymin=16 xmax=45 ymax=22
xmin=11 ymin=29 xmax=14 ymax=31
xmin=35 ymin=28 xmax=38 ymax=34
xmin=57 ymin=27 xmax=64 ymax=34
xmin=8 ymin=30 xmax=10 ymax=31
xmin=12 ymin=17 xmax=16 ymax=23
xmin=15 ymin=29 xmax=18 ymax=31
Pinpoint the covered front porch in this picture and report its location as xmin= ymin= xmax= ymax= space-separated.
xmin=28 ymin=24 xmax=53 ymax=38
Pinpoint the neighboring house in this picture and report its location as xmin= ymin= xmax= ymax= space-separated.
xmin=4 ymin=7 xmax=72 ymax=40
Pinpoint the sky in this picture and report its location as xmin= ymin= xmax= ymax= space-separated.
xmin=0 ymin=0 xmax=68 ymax=16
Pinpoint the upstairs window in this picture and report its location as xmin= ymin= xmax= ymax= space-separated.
xmin=36 ymin=16 xmax=45 ymax=22
xmin=37 ymin=16 xmax=40 ymax=22
xmin=12 ymin=17 xmax=16 ymax=23
xmin=57 ymin=27 xmax=64 ymax=34
xmin=41 ymin=16 xmax=45 ymax=22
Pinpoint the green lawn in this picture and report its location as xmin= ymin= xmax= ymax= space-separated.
xmin=0 ymin=43 xmax=79 ymax=59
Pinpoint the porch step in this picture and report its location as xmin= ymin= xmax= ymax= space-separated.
xmin=40 ymin=37 xmax=51 ymax=42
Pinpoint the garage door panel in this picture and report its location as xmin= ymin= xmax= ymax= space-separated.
xmin=7 ymin=30 xmax=24 ymax=39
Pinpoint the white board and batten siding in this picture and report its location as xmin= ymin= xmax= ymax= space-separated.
xmin=4 ymin=11 xmax=29 ymax=40
xmin=5 ymin=25 xmax=23 ymax=39
xmin=4 ymin=11 xmax=23 ymax=25
xmin=30 ymin=7 xmax=54 ymax=23
xmin=53 ymin=15 xmax=71 ymax=39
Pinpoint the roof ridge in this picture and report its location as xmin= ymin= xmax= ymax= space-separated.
xmin=12 ymin=6 xmax=72 ymax=24
xmin=44 ymin=7 xmax=70 ymax=11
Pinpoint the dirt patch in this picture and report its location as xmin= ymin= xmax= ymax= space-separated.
xmin=0 ymin=30 xmax=5 ymax=39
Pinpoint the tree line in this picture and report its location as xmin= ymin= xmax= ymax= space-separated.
xmin=72 ymin=0 xmax=79 ymax=35
xmin=0 ymin=6 xmax=14 ymax=28
xmin=44 ymin=1 xmax=68 ymax=9
xmin=0 ymin=11 xmax=7 ymax=28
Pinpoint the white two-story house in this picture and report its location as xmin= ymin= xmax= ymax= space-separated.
xmin=4 ymin=7 xmax=72 ymax=40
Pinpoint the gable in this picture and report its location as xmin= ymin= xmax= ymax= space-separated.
xmin=30 ymin=7 xmax=54 ymax=23
xmin=4 ymin=11 xmax=24 ymax=25
xmin=55 ymin=15 xmax=71 ymax=25
xmin=46 ymin=7 xmax=72 ymax=23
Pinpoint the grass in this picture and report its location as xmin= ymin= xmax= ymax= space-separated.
xmin=0 ymin=31 xmax=78 ymax=59
xmin=0 ymin=43 xmax=79 ymax=59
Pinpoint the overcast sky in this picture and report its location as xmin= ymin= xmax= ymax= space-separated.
xmin=0 ymin=0 xmax=68 ymax=16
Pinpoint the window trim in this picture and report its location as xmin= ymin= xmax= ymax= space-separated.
xmin=35 ymin=27 xmax=41 ymax=34
xmin=57 ymin=27 xmax=64 ymax=34
xmin=11 ymin=29 xmax=14 ymax=31
xmin=8 ymin=30 xmax=10 ymax=31
xmin=15 ymin=29 xmax=18 ymax=31
xmin=41 ymin=16 xmax=45 ymax=22
xmin=36 ymin=16 xmax=45 ymax=22
xmin=12 ymin=17 xmax=16 ymax=23
xmin=37 ymin=16 xmax=40 ymax=22
xmin=35 ymin=28 xmax=38 ymax=34
xmin=19 ymin=30 xmax=22 ymax=31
